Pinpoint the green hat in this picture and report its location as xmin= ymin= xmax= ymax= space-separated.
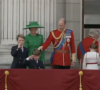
xmin=23 ymin=21 xmax=44 ymax=29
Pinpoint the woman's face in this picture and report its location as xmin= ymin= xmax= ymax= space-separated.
xmin=30 ymin=27 xmax=38 ymax=34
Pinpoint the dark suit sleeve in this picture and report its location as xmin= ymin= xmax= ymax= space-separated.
xmin=23 ymin=59 xmax=30 ymax=66
xmin=11 ymin=46 xmax=20 ymax=57
xmin=41 ymin=61 xmax=45 ymax=69
xmin=27 ymin=49 xmax=29 ymax=57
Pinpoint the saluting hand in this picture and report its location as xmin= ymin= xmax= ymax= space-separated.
xmin=18 ymin=44 xmax=21 ymax=48
xmin=18 ymin=44 xmax=23 ymax=49
xmin=29 ymin=55 xmax=34 ymax=60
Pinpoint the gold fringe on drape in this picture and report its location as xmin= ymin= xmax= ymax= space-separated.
xmin=5 ymin=71 xmax=9 ymax=90
xmin=79 ymin=71 xmax=83 ymax=90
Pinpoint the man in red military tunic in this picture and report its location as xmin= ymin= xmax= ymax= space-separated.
xmin=77 ymin=29 xmax=100 ymax=67
xmin=38 ymin=18 xmax=76 ymax=69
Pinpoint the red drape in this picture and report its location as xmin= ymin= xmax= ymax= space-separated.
xmin=0 ymin=69 xmax=100 ymax=90
xmin=82 ymin=70 xmax=100 ymax=90
xmin=0 ymin=70 xmax=5 ymax=90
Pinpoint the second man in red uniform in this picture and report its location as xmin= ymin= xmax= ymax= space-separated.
xmin=77 ymin=29 xmax=100 ymax=67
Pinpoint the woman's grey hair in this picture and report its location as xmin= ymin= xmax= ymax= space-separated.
xmin=89 ymin=29 xmax=100 ymax=36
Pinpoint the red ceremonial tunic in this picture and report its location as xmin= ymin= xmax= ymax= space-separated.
xmin=41 ymin=29 xmax=76 ymax=66
xmin=77 ymin=36 xmax=99 ymax=61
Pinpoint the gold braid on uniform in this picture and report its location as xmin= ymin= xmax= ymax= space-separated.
xmin=93 ymin=39 xmax=97 ymax=44
xmin=52 ymin=29 xmax=76 ymax=62
xmin=63 ymin=32 xmax=67 ymax=46
xmin=51 ymin=30 xmax=66 ymax=48
xmin=38 ymin=29 xmax=66 ymax=50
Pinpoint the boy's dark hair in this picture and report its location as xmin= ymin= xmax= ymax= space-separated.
xmin=33 ymin=49 xmax=41 ymax=56
xmin=16 ymin=34 xmax=25 ymax=40
xmin=90 ymin=43 xmax=98 ymax=49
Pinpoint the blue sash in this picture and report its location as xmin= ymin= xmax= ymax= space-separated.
xmin=50 ymin=29 xmax=72 ymax=63
xmin=79 ymin=41 xmax=86 ymax=55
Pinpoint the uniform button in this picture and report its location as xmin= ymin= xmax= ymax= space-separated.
xmin=19 ymin=62 xmax=20 ymax=63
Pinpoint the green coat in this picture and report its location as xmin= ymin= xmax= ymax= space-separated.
xmin=24 ymin=34 xmax=45 ymax=62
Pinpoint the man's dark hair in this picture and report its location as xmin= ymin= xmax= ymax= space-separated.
xmin=16 ymin=34 xmax=25 ymax=40
xmin=33 ymin=49 xmax=41 ymax=56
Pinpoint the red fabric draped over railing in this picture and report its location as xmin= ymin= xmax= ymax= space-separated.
xmin=0 ymin=69 xmax=100 ymax=90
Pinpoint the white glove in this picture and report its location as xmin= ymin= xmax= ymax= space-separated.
xmin=38 ymin=46 xmax=43 ymax=50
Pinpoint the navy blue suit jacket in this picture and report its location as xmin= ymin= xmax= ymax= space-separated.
xmin=23 ymin=59 xmax=44 ymax=69
xmin=11 ymin=45 xmax=28 ymax=69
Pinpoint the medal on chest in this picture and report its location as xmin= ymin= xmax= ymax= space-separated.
xmin=67 ymin=38 xmax=70 ymax=47
xmin=66 ymin=32 xmax=71 ymax=47
xmin=67 ymin=38 xmax=70 ymax=42
xmin=66 ymin=33 xmax=71 ymax=38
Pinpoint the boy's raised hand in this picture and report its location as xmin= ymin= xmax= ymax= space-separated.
xmin=29 ymin=55 xmax=34 ymax=60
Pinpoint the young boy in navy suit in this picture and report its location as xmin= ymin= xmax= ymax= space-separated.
xmin=23 ymin=49 xmax=44 ymax=69
xmin=11 ymin=34 xmax=29 ymax=69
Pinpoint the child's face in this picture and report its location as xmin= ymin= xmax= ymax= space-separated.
xmin=17 ymin=37 xmax=25 ymax=46
xmin=34 ymin=55 xmax=40 ymax=60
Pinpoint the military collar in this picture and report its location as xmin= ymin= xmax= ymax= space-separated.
xmin=58 ymin=28 xmax=66 ymax=32
xmin=88 ymin=34 xmax=94 ymax=39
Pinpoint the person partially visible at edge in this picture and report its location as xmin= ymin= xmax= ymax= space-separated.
xmin=23 ymin=49 xmax=44 ymax=69
xmin=23 ymin=21 xmax=45 ymax=69
xmin=77 ymin=29 xmax=100 ymax=67
xmin=38 ymin=18 xmax=76 ymax=69
xmin=11 ymin=34 xmax=28 ymax=69
xmin=82 ymin=44 xmax=100 ymax=70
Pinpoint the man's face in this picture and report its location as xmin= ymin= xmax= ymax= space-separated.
xmin=58 ymin=21 xmax=66 ymax=31
xmin=34 ymin=55 xmax=40 ymax=60
xmin=17 ymin=37 xmax=25 ymax=46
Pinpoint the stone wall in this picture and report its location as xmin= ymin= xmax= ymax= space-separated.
xmin=65 ymin=0 xmax=82 ymax=68
xmin=0 ymin=0 xmax=1 ymax=44
xmin=0 ymin=0 xmax=82 ymax=69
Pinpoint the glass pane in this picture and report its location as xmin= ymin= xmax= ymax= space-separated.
xmin=84 ymin=0 xmax=100 ymax=14
xmin=84 ymin=0 xmax=100 ymax=24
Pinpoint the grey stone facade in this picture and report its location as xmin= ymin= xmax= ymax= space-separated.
xmin=0 ymin=0 xmax=82 ymax=69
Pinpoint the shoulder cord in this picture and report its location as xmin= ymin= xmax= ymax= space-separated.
xmin=51 ymin=31 xmax=67 ymax=48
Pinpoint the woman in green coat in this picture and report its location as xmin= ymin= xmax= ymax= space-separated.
xmin=23 ymin=21 xmax=45 ymax=68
